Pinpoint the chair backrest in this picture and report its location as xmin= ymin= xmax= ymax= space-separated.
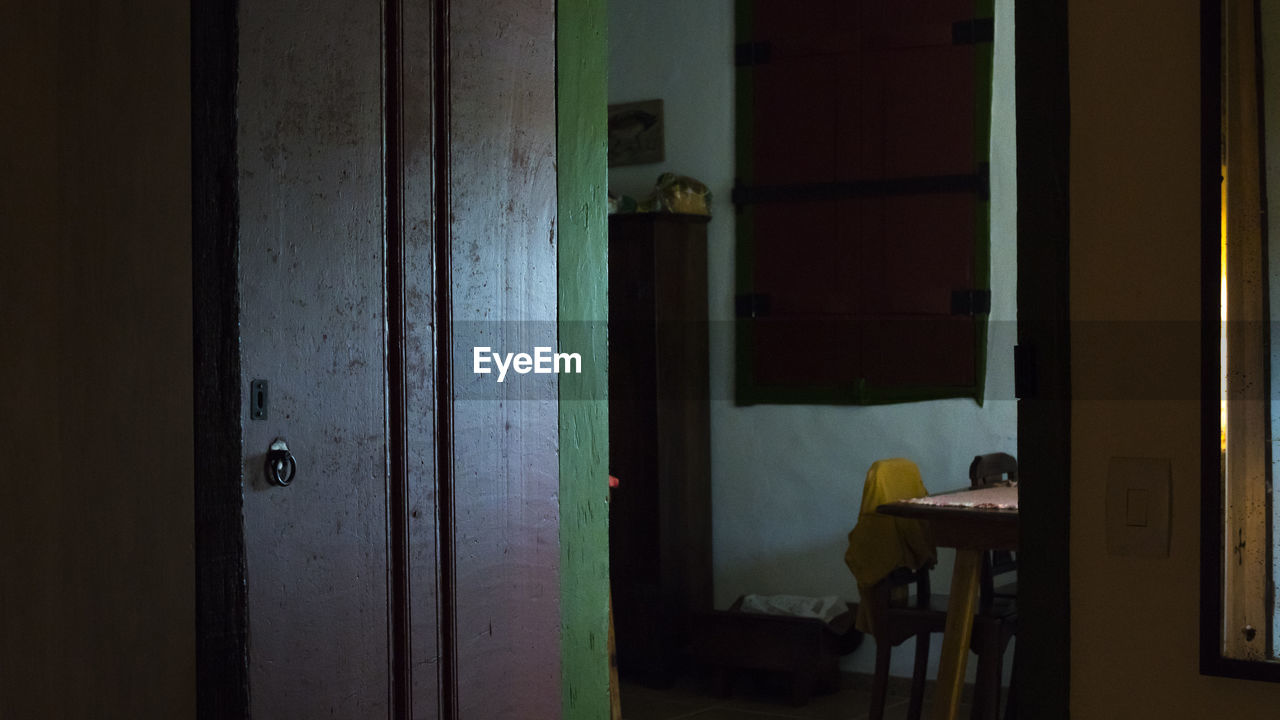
xmin=846 ymin=459 xmax=938 ymax=637
xmin=859 ymin=458 xmax=927 ymax=512
xmin=846 ymin=459 xmax=935 ymax=587
xmin=969 ymin=452 xmax=1018 ymax=488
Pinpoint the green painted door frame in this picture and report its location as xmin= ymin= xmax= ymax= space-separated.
xmin=557 ymin=1 xmax=611 ymax=718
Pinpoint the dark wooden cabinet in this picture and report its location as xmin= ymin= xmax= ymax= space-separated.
xmin=608 ymin=213 xmax=712 ymax=684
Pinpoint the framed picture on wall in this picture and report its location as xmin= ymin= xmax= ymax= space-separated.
xmin=608 ymin=99 xmax=664 ymax=167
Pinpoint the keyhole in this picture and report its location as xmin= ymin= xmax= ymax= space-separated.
xmin=250 ymin=379 xmax=269 ymax=420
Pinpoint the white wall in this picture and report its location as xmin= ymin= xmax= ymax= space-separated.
xmin=608 ymin=0 xmax=1016 ymax=679
xmin=1064 ymin=1 xmax=1280 ymax=716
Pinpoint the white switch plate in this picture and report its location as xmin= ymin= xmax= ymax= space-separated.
xmin=1106 ymin=457 xmax=1171 ymax=557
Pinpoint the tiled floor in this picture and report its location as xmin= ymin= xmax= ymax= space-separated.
xmin=619 ymin=672 xmax=972 ymax=720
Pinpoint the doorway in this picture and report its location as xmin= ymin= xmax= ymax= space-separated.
xmin=602 ymin=1 xmax=1069 ymax=718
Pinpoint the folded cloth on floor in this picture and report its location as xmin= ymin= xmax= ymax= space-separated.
xmin=738 ymin=594 xmax=846 ymax=625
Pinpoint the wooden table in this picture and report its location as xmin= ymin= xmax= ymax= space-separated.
xmin=877 ymin=486 xmax=1018 ymax=720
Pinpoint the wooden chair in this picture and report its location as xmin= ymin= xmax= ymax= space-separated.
xmin=864 ymin=565 xmax=934 ymax=720
xmin=862 ymin=564 xmax=1017 ymax=720
xmin=968 ymin=453 xmax=1018 ymax=605
xmin=968 ymin=452 xmax=1020 ymax=720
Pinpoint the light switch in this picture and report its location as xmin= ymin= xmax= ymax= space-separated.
xmin=1125 ymin=488 xmax=1149 ymax=527
xmin=1106 ymin=457 xmax=1170 ymax=557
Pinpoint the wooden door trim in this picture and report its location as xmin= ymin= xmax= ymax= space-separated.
xmin=1014 ymin=1 xmax=1071 ymax=717
xmin=385 ymin=0 xmax=415 ymax=715
xmin=191 ymin=1 xmax=250 ymax=716
xmin=428 ymin=0 xmax=460 ymax=716
xmin=555 ymin=2 xmax=612 ymax=716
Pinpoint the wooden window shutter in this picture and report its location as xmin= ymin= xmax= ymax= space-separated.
xmin=734 ymin=0 xmax=994 ymax=405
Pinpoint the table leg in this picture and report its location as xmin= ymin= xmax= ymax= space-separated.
xmin=932 ymin=549 xmax=982 ymax=720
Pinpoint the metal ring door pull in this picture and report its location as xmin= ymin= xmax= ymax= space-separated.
xmin=266 ymin=438 xmax=297 ymax=487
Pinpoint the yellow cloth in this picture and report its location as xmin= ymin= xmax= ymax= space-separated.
xmin=844 ymin=458 xmax=937 ymax=633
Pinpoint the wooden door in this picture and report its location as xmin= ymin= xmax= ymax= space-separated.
xmin=237 ymin=0 xmax=402 ymax=715
xmin=229 ymin=0 xmax=560 ymax=717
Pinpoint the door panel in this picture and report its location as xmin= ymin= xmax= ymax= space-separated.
xmin=448 ymin=1 xmax=561 ymax=716
xmin=238 ymin=1 xmax=393 ymax=716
